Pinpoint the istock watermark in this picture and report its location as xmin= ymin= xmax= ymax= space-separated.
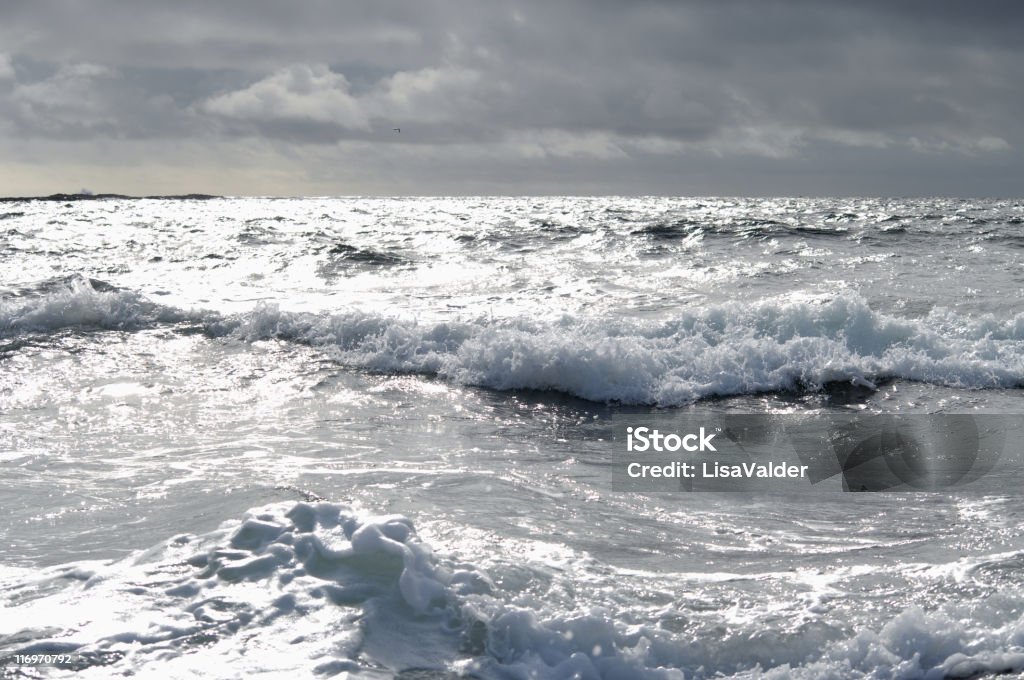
xmin=626 ymin=426 xmax=718 ymax=452
xmin=612 ymin=414 xmax=1022 ymax=492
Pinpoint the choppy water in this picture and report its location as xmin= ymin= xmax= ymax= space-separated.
xmin=2 ymin=197 xmax=1024 ymax=679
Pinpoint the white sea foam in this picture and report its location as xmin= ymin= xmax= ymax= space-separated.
xmin=5 ymin=279 xmax=1024 ymax=404
xmin=0 ymin=276 xmax=196 ymax=338
xmin=750 ymin=606 xmax=1024 ymax=680
xmin=227 ymin=293 xmax=1024 ymax=405
xmin=4 ymin=502 xmax=1024 ymax=679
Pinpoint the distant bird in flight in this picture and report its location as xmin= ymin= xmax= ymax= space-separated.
xmin=393 ymin=128 xmax=400 ymax=133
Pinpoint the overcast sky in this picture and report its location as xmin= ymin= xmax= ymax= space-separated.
xmin=1 ymin=1 xmax=1022 ymax=196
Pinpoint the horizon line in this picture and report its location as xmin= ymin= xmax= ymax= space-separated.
xmin=3 ymin=192 xmax=1021 ymax=202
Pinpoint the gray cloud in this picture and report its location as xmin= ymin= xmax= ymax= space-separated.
xmin=0 ymin=1 xmax=1021 ymax=195
xmin=0 ymin=53 xmax=13 ymax=80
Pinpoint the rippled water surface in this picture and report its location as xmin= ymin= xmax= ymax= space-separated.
xmin=2 ymin=197 xmax=1024 ymax=679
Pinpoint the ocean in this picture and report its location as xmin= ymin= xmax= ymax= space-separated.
xmin=2 ymin=196 xmax=1024 ymax=679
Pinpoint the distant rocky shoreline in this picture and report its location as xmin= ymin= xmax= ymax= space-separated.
xmin=0 ymin=193 xmax=220 ymax=202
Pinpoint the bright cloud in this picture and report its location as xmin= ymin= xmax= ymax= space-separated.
xmin=204 ymin=64 xmax=369 ymax=130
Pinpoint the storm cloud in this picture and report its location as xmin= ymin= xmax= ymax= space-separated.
xmin=1 ymin=1 xmax=1022 ymax=195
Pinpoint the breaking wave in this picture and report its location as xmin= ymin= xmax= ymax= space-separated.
xmin=0 ymin=276 xmax=200 ymax=338
xmin=226 ymin=294 xmax=1024 ymax=405
xmin=5 ymin=278 xmax=1024 ymax=405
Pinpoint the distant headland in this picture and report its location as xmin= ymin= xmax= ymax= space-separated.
xmin=0 ymin=193 xmax=221 ymax=203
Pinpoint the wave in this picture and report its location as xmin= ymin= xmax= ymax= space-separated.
xmin=225 ymin=294 xmax=1024 ymax=405
xmin=313 ymin=242 xmax=411 ymax=279
xmin=4 ymin=500 xmax=1024 ymax=679
xmin=321 ymin=242 xmax=408 ymax=266
xmin=5 ymin=279 xmax=1024 ymax=405
xmin=631 ymin=220 xmax=703 ymax=239
xmin=630 ymin=219 xmax=855 ymax=241
xmin=0 ymin=276 xmax=203 ymax=338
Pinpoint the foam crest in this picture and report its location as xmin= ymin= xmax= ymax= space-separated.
xmin=0 ymin=276 xmax=199 ymax=338
xmin=753 ymin=607 xmax=1024 ymax=680
xmin=6 ymin=279 xmax=1024 ymax=405
xmin=230 ymin=294 xmax=1024 ymax=405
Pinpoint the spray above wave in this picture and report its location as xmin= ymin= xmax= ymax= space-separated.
xmin=227 ymin=294 xmax=1024 ymax=405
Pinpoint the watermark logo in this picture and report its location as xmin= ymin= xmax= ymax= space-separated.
xmin=626 ymin=426 xmax=717 ymax=452
xmin=613 ymin=415 xmax=1013 ymax=492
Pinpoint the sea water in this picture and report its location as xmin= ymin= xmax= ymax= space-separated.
xmin=2 ymin=196 xmax=1024 ymax=678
